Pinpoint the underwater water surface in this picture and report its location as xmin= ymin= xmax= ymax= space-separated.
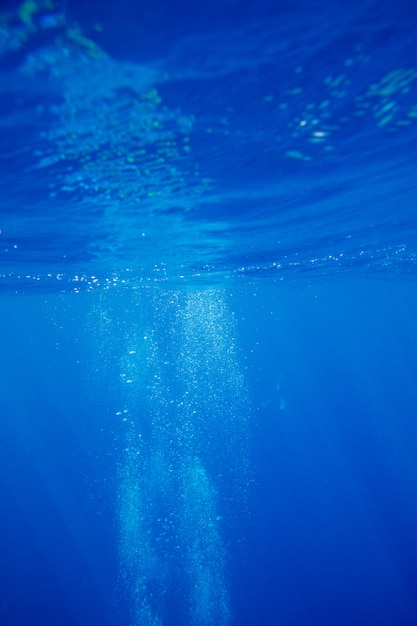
xmin=1 ymin=1 xmax=417 ymax=625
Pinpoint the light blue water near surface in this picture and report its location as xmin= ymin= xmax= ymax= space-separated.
xmin=1 ymin=1 xmax=417 ymax=625
xmin=1 ymin=0 xmax=417 ymax=288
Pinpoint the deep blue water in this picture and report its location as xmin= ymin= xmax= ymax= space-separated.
xmin=1 ymin=1 xmax=417 ymax=625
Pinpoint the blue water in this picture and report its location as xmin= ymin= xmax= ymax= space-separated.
xmin=1 ymin=1 xmax=417 ymax=624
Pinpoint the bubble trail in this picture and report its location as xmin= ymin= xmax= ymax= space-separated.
xmin=115 ymin=289 xmax=249 ymax=625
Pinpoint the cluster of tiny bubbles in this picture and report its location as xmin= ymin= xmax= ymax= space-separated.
xmin=111 ymin=287 xmax=250 ymax=625
xmin=177 ymin=457 xmax=231 ymax=626
xmin=174 ymin=289 xmax=251 ymax=495
xmin=113 ymin=291 xmax=180 ymax=625
xmin=82 ymin=290 xmax=169 ymax=624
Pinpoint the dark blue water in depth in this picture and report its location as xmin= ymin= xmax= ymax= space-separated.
xmin=1 ymin=1 xmax=417 ymax=625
